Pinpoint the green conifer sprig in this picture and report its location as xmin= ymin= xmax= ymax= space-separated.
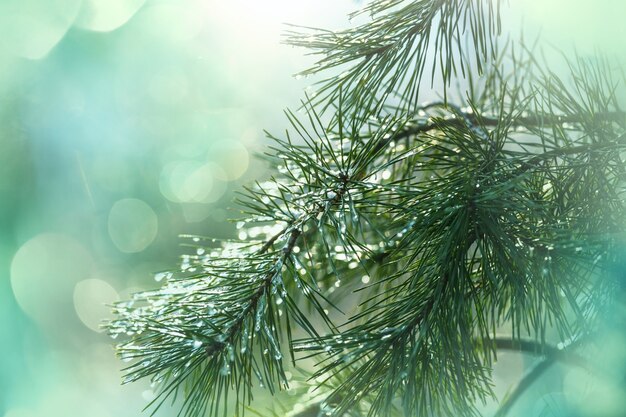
xmin=285 ymin=0 xmax=501 ymax=114
xmin=107 ymin=1 xmax=626 ymax=416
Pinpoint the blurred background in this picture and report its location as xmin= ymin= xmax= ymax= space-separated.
xmin=0 ymin=1 xmax=624 ymax=417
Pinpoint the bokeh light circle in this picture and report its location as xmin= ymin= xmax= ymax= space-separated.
xmin=10 ymin=233 xmax=93 ymax=324
xmin=133 ymin=3 xmax=205 ymax=42
xmin=209 ymin=140 xmax=249 ymax=181
xmin=0 ymin=0 xmax=81 ymax=60
xmin=73 ymin=278 xmax=119 ymax=332
xmin=107 ymin=198 xmax=158 ymax=253
xmin=159 ymin=160 xmax=228 ymax=203
xmin=74 ymin=0 xmax=147 ymax=32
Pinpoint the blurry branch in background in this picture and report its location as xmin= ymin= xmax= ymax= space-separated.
xmin=106 ymin=0 xmax=626 ymax=416
xmin=492 ymin=335 xmax=600 ymax=417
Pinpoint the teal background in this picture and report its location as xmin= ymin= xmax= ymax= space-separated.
xmin=0 ymin=1 xmax=352 ymax=416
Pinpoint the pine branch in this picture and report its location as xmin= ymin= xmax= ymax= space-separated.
xmin=207 ymin=170 xmax=356 ymax=357
xmin=285 ymin=0 xmax=502 ymax=114
xmin=203 ymin=230 xmax=300 ymax=358
xmin=291 ymin=73 xmax=625 ymax=415
xmin=108 ymin=2 xmax=626 ymax=416
xmin=286 ymin=337 xmax=596 ymax=417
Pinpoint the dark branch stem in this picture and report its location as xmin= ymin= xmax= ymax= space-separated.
xmin=493 ymin=337 xmax=593 ymax=373
xmin=492 ymin=359 xmax=553 ymax=417
xmin=511 ymin=132 xmax=626 ymax=177
xmin=492 ymin=336 xmax=595 ymax=417
xmin=380 ymin=106 xmax=626 ymax=183
xmin=205 ymin=222 xmax=304 ymax=358
xmin=395 ymin=110 xmax=625 ymax=141
xmin=206 ymin=176 xmax=352 ymax=357
xmin=259 ymin=224 xmax=291 ymax=254
xmin=370 ymin=105 xmax=624 ymax=158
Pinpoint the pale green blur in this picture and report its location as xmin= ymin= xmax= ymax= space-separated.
xmin=0 ymin=1 xmax=351 ymax=416
xmin=516 ymin=0 xmax=626 ymax=57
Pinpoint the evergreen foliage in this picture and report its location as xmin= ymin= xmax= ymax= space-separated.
xmin=107 ymin=1 xmax=626 ymax=416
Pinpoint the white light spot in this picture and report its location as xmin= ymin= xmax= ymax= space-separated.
xmin=208 ymin=140 xmax=249 ymax=181
xmin=141 ymin=389 xmax=156 ymax=402
xmin=10 ymin=234 xmax=92 ymax=325
xmin=108 ymin=198 xmax=158 ymax=253
xmin=159 ymin=161 xmax=227 ymax=204
xmin=74 ymin=0 xmax=147 ymax=32
xmin=133 ymin=3 xmax=205 ymax=42
xmin=0 ymin=0 xmax=81 ymax=60
xmin=73 ymin=278 xmax=119 ymax=332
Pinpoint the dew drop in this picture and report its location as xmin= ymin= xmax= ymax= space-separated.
xmin=208 ymin=303 xmax=217 ymax=315
xmin=154 ymin=272 xmax=172 ymax=282
xmin=220 ymin=361 xmax=231 ymax=376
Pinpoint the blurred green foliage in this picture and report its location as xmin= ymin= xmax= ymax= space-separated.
xmin=0 ymin=1 xmax=354 ymax=416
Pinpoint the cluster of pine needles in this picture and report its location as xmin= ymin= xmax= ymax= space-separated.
xmin=107 ymin=1 xmax=626 ymax=416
